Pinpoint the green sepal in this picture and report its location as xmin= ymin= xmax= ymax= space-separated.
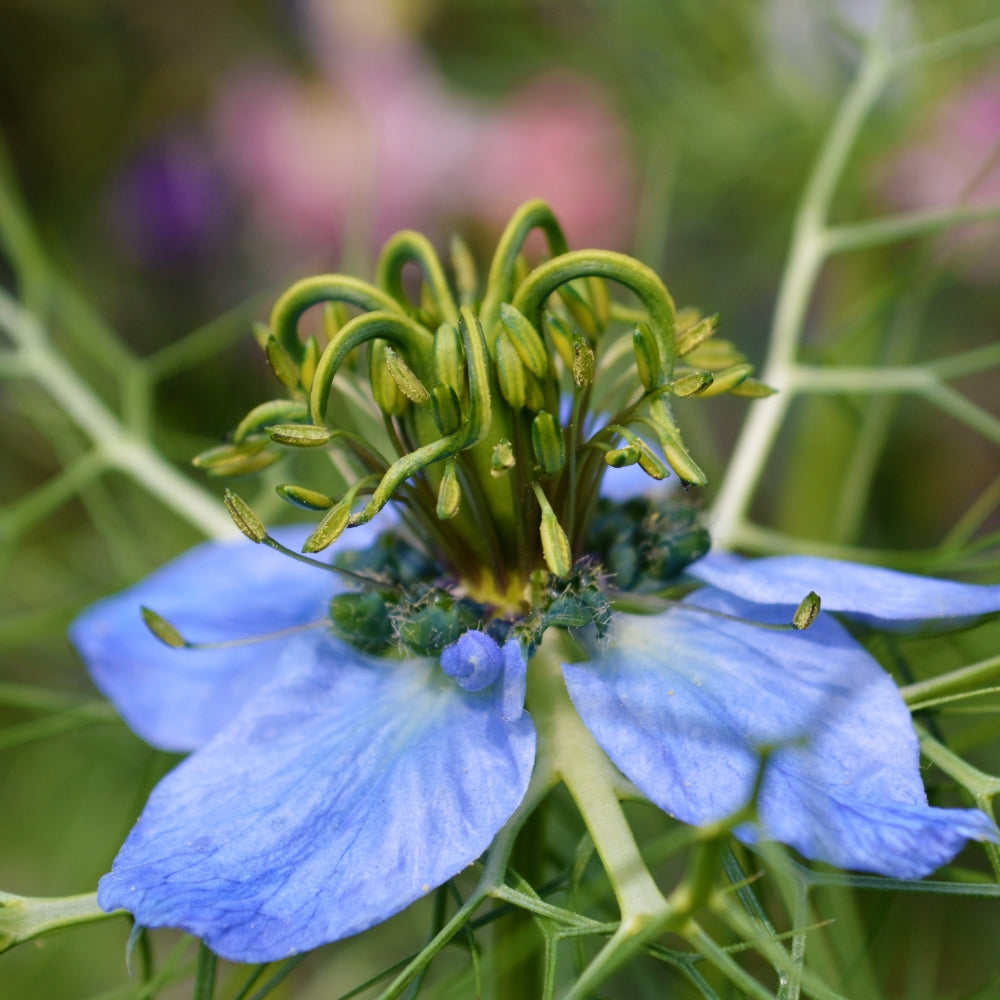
xmin=531 ymin=410 xmax=566 ymax=475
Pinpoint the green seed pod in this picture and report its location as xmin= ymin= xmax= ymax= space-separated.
xmin=383 ymin=346 xmax=431 ymax=404
xmin=368 ymin=340 xmax=409 ymax=416
xmin=496 ymin=330 xmax=527 ymax=410
xmin=223 ymin=489 xmax=267 ymax=542
xmin=531 ymin=410 xmax=566 ymax=475
xmin=437 ymin=460 xmax=462 ymax=519
xmin=141 ymin=606 xmax=187 ymax=648
xmin=265 ymin=334 xmax=300 ymax=390
xmin=267 ymin=423 xmax=335 ymax=447
xmin=329 ymin=591 xmax=392 ymax=653
xmin=500 ymin=302 xmax=549 ymax=376
xmin=275 ymin=483 xmax=334 ymax=511
xmin=491 ymin=439 xmax=516 ymax=476
xmin=303 ymin=500 xmax=351 ymax=553
xmin=430 ymin=384 xmax=463 ymax=435
xmin=676 ymin=312 xmax=719 ymax=357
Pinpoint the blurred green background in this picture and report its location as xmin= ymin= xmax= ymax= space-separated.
xmin=2 ymin=1 xmax=1000 ymax=997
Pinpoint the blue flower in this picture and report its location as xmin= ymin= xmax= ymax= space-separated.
xmin=71 ymin=528 xmax=1000 ymax=962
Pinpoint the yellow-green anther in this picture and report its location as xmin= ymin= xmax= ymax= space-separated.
xmin=141 ymin=607 xmax=187 ymax=648
xmin=450 ymin=233 xmax=478 ymax=306
xmin=265 ymin=334 xmax=300 ymax=390
xmin=496 ymin=330 xmax=527 ymax=410
xmin=607 ymin=425 xmax=670 ymax=480
xmin=491 ymin=439 xmax=516 ymax=476
xmin=436 ymin=460 xmax=462 ymax=519
xmin=658 ymin=434 xmax=708 ymax=485
xmin=369 ymin=341 xmax=409 ymax=416
xmin=604 ymin=445 xmax=640 ymax=468
xmin=233 ymin=400 xmax=309 ymax=442
xmin=322 ymin=301 xmax=349 ymax=340
xmin=669 ymin=370 xmax=714 ymax=397
xmin=532 ymin=483 xmax=572 ymax=578
xmin=275 ymin=483 xmax=334 ymax=511
xmin=193 ymin=439 xmax=281 ymax=477
xmin=303 ymin=499 xmax=351 ymax=553
xmin=632 ymin=322 xmax=665 ymax=390
xmin=531 ymin=410 xmax=566 ymax=474
xmin=572 ymin=331 xmax=595 ymax=386
xmin=268 ymin=423 xmax=335 ymax=447
xmin=694 ymin=362 xmax=753 ymax=397
xmin=522 ymin=367 xmax=546 ymax=413
xmin=793 ymin=591 xmax=821 ymax=630
xmin=685 ymin=338 xmax=745 ymax=370
xmin=730 ymin=378 xmax=777 ymax=398
xmin=558 ymin=280 xmax=599 ymax=339
xmin=588 ymin=276 xmax=610 ymax=329
xmin=544 ymin=311 xmax=575 ymax=369
xmin=431 ymin=384 xmax=463 ymax=436
xmin=383 ymin=346 xmax=431 ymax=404
xmin=676 ymin=313 xmax=719 ymax=356
xmin=434 ymin=322 xmax=466 ymax=396
xmin=300 ymin=336 xmax=320 ymax=392
xmin=500 ymin=302 xmax=549 ymax=376
xmin=252 ymin=320 xmax=271 ymax=350
xmin=223 ymin=489 xmax=268 ymax=542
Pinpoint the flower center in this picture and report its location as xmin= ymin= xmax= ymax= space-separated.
xmin=197 ymin=200 xmax=771 ymax=650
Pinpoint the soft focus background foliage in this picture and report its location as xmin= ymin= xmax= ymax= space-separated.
xmin=2 ymin=0 xmax=999 ymax=997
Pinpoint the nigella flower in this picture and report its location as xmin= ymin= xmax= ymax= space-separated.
xmin=72 ymin=202 xmax=1000 ymax=963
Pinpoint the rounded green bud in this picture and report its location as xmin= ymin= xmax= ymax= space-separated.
xmin=604 ymin=446 xmax=640 ymax=468
xmin=531 ymin=410 xmax=566 ymax=475
xmin=329 ymin=591 xmax=392 ymax=653
xmin=793 ymin=591 xmax=822 ymax=630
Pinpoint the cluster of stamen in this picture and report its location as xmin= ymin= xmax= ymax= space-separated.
xmin=193 ymin=201 xmax=769 ymax=627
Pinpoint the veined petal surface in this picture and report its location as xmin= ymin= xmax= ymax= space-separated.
xmin=565 ymin=592 xmax=998 ymax=877
xmin=70 ymin=526 xmax=371 ymax=752
xmin=98 ymin=632 xmax=536 ymax=961
xmin=688 ymin=552 xmax=1000 ymax=630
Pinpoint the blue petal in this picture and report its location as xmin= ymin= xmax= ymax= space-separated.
xmin=441 ymin=630 xmax=503 ymax=691
xmin=500 ymin=639 xmax=528 ymax=722
xmin=564 ymin=593 xmax=998 ymax=878
xmin=687 ymin=552 xmax=1000 ymax=630
xmin=70 ymin=526 xmax=372 ymax=752
xmin=98 ymin=632 xmax=536 ymax=961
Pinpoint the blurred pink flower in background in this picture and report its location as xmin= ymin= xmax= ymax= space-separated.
xmin=878 ymin=71 xmax=1000 ymax=279
xmin=211 ymin=0 xmax=634 ymax=262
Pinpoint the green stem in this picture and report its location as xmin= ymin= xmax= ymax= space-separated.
xmin=0 ymin=891 xmax=118 ymax=953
